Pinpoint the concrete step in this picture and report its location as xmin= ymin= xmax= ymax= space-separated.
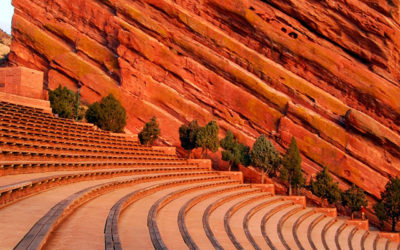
xmin=324 ymin=219 xmax=346 ymax=249
xmin=207 ymin=191 xmax=269 ymax=249
xmin=310 ymin=216 xmax=335 ymax=250
xmin=263 ymin=203 xmax=302 ymax=249
xmin=337 ymin=224 xmax=357 ymax=250
xmin=295 ymin=211 xmax=324 ymax=249
xmin=0 ymin=177 xmax=130 ymax=249
xmin=179 ymin=186 xmax=250 ymax=249
xmin=225 ymin=194 xmax=278 ymax=249
xmin=245 ymin=199 xmax=291 ymax=249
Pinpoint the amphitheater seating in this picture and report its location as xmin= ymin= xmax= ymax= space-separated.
xmin=0 ymin=99 xmax=399 ymax=249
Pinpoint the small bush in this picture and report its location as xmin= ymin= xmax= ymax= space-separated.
xmin=309 ymin=166 xmax=341 ymax=206
xmin=179 ymin=120 xmax=200 ymax=158
xmin=49 ymin=85 xmax=76 ymax=119
xmin=220 ymin=130 xmax=250 ymax=171
xmin=374 ymin=177 xmax=400 ymax=232
xmin=250 ymin=134 xmax=281 ymax=183
xmin=139 ymin=117 xmax=160 ymax=146
xmin=85 ymin=94 xmax=127 ymax=133
xmin=195 ymin=121 xmax=219 ymax=157
xmin=280 ymin=137 xmax=304 ymax=195
xmin=341 ymin=184 xmax=367 ymax=219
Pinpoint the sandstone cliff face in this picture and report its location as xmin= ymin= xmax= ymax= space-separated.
xmin=8 ymin=0 xmax=400 ymax=199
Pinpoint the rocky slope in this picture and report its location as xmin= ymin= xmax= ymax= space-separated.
xmin=0 ymin=29 xmax=11 ymax=65
xmin=8 ymin=0 xmax=400 ymax=200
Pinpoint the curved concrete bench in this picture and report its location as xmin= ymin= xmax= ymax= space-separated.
xmin=243 ymin=198 xmax=289 ymax=250
xmin=224 ymin=193 xmax=274 ymax=249
xmin=0 ymin=145 xmax=176 ymax=159
xmin=307 ymin=213 xmax=326 ymax=250
xmin=365 ymin=231 xmax=383 ymax=250
xmin=15 ymin=174 xmax=230 ymax=249
xmin=149 ymin=181 xmax=242 ymax=249
xmin=0 ymin=132 xmax=161 ymax=153
xmin=323 ymin=219 xmax=346 ymax=250
xmin=0 ymin=170 xmax=221 ymax=207
xmin=386 ymin=240 xmax=400 ymax=250
xmin=0 ymin=121 xmax=136 ymax=146
xmin=0 ymin=125 xmax=138 ymax=147
xmin=293 ymin=209 xmax=317 ymax=249
xmin=0 ymin=135 xmax=165 ymax=156
xmin=178 ymin=183 xmax=248 ymax=249
xmin=261 ymin=202 xmax=299 ymax=249
xmin=309 ymin=216 xmax=334 ymax=250
xmin=360 ymin=230 xmax=370 ymax=250
xmin=0 ymin=149 xmax=184 ymax=162
xmin=375 ymin=236 xmax=389 ymax=250
xmin=105 ymin=177 xmax=235 ymax=249
xmin=202 ymin=189 xmax=263 ymax=249
xmin=335 ymin=222 xmax=352 ymax=249
xmin=347 ymin=226 xmax=359 ymax=250
xmin=280 ymin=207 xmax=313 ymax=249
xmin=351 ymin=228 xmax=366 ymax=250
xmin=278 ymin=206 xmax=306 ymax=249
xmin=0 ymin=161 xmax=201 ymax=176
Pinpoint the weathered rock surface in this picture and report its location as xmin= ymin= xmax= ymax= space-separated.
xmin=8 ymin=0 xmax=400 ymax=199
xmin=0 ymin=29 xmax=11 ymax=66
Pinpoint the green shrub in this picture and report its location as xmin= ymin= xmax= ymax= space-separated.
xmin=220 ymin=130 xmax=250 ymax=171
xmin=49 ymin=85 xmax=76 ymax=119
xmin=195 ymin=121 xmax=219 ymax=158
xmin=250 ymin=134 xmax=281 ymax=183
xmin=373 ymin=201 xmax=387 ymax=230
xmin=341 ymin=184 xmax=367 ymax=219
xmin=374 ymin=177 xmax=400 ymax=232
xmin=309 ymin=166 xmax=341 ymax=206
xmin=85 ymin=94 xmax=127 ymax=133
xmin=280 ymin=137 xmax=304 ymax=195
xmin=139 ymin=116 xmax=160 ymax=146
xmin=179 ymin=120 xmax=200 ymax=158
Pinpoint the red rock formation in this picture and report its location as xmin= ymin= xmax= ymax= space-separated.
xmin=8 ymin=0 xmax=400 ymax=200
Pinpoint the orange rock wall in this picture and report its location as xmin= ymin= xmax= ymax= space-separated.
xmin=8 ymin=0 xmax=400 ymax=199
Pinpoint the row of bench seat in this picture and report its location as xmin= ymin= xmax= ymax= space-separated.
xmin=0 ymin=125 xmax=139 ymax=148
xmin=0 ymin=99 xmax=398 ymax=249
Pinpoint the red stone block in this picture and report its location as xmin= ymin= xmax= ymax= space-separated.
xmin=347 ymin=220 xmax=369 ymax=231
xmin=251 ymin=184 xmax=275 ymax=195
xmin=378 ymin=232 xmax=400 ymax=242
xmin=314 ymin=207 xmax=337 ymax=217
xmin=0 ymin=67 xmax=44 ymax=99
xmin=219 ymin=171 xmax=244 ymax=184
xmin=285 ymin=196 xmax=306 ymax=207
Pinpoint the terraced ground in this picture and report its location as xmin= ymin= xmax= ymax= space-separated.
xmin=0 ymin=99 xmax=398 ymax=249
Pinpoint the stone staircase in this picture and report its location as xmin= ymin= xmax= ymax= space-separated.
xmin=0 ymin=99 xmax=399 ymax=249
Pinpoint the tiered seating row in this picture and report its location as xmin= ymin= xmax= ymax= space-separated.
xmin=0 ymin=130 xmax=154 ymax=152
xmin=0 ymin=138 xmax=168 ymax=158
xmin=202 ymin=189 xmax=265 ymax=249
xmin=149 ymin=182 xmax=245 ymax=249
xmin=0 ymin=124 xmax=138 ymax=147
xmin=224 ymin=194 xmax=274 ymax=249
xmin=0 ymin=161 xmax=199 ymax=176
xmin=1 ymin=99 xmax=399 ymax=249
xmin=0 ymin=101 xmax=139 ymax=145
xmin=0 ymin=170 xmax=222 ymax=207
xmin=15 ymin=174 xmax=232 ymax=249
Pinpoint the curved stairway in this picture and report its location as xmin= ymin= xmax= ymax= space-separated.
xmin=0 ymin=100 xmax=399 ymax=249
